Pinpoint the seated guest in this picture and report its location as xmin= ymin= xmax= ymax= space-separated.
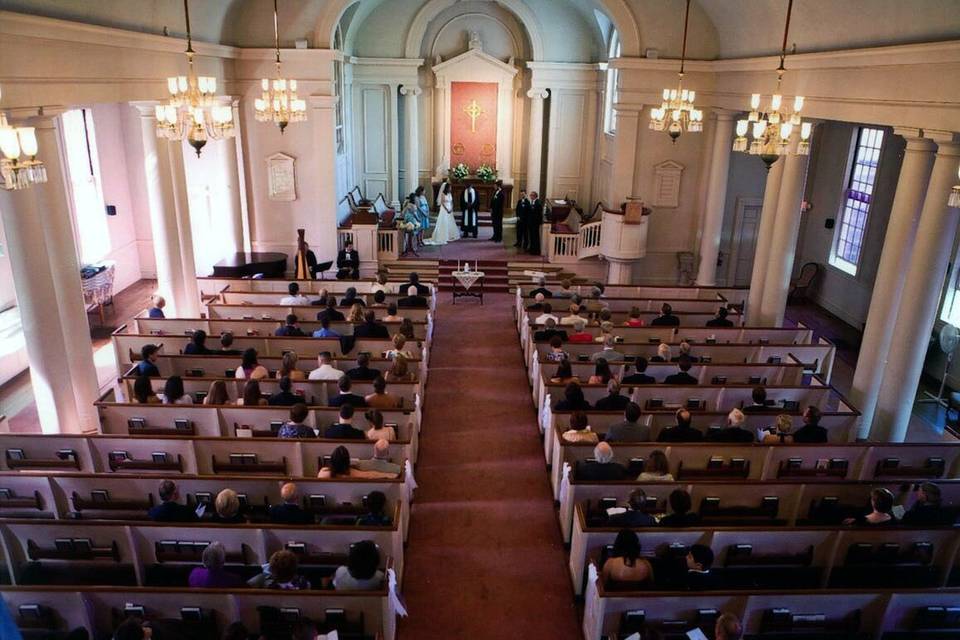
xmin=354 ymin=438 xmax=402 ymax=476
xmin=622 ymin=358 xmax=656 ymax=385
xmin=588 ymin=358 xmax=614 ymax=385
xmin=357 ymin=490 xmax=392 ymax=526
xmin=591 ymin=335 xmax=624 ymax=362
xmin=336 ymin=241 xmax=360 ymax=280
xmin=760 ymin=414 xmax=794 ymax=444
xmin=204 ymin=380 xmax=230 ymax=405
xmin=318 ymin=445 xmax=356 ymax=478
xmin=400 ymin=271 xmax=430 ymax=296
xmin=137 ymin=344 xmax=161 ymax=377
xmin=278 ymin=403 xmax=316 ymax=438
xmin=902 ymin=482 xmax=953 ymax=525
xmin=147 ymin=294 xmax=166 ymax=318
xmin=398 ymin=285 xmax=429 ymax=308
xmin=212 ymin=489 xmax=245 ymax=524
xmin=715 ymin=613 xmax=743 ymax=640
xmin=276 ymin=313 xmax=306 ymax=337
xmin=132 ymin=375 xmax=160 ymax=404
xmin=333 ymin=540 xmax=384 ymax=590
xmin=560 ymin=303 xmax=585 ymax=326
xmin=280 ymin=282 xmax=310 ymax=306
xmin=595 ymin=380 xmax=632 ymax=412
xmin=793 ymin=405 xmax=828 ymax=443
xmin=535 ymin=317 xmax=567 ymax=342
xmin=347 ymin=302 xmax=366 ymax=323
xmin=546 ymin=335 xmax=570 ymax=362
xmin=312 ymin=316 xmax=340 ymax=338
xmin=365 ymin=376 xmax=403 ymax=409
xmin=529 ymin=276 xmax=552 ymax=299
xmin=325 ymin=404 xmax=366 ymax=439
xmin=708 ymin=408 xmax=754 ymax=442
xmin=347 ymin=352 xmax=380 ymax=381
xmin=237 ymin=380 xmax=268 ymax=406
xmin=526 ymin=292 xmax=547 ymax=311
xmin=354 ymin=309 xmax=390 ymax=339
xmin=576 ymin=442 xmax=627 ymax=480
xmin=561 ymin=411 xmax=599 ymax=444
xmin=742 ymin=386 xmax=769 ymax=413
xmin=268 ymin=482 xmax=311 ymax=524
xmin=340 ymin=286 xmax=365 ymax=308
xmin=593 ymin=318 xmax=614 ymax=340
xmin=606 ymin=402 xmax=649 ymax=441
xmin=370 ymin=273 xmax=392 ymax=294
xmin=398 ymin=318 xmax=416 ymax=341
xmin=672 ymin=341 xmax=698 ymax=363
xmin=650 ymin=302 xmax=680 ymax=326
xmin=385 ymin=353 xmax=416 ymax=383
xmin=550 ymin=359 xmax=578 ymax=385
xmin=601 ymin=529 xmax=654 ymax=585
xmin=114 ymin=617 xmax=151 ymax=640
xmin=554 ymin=381 xmax=591 ymax=410
xmin=317 ymin=296 xmax=345 ymax=322
xmin=184 ymin=329 xmax=213 ymax=355
xmin=189 ymin=542 xmax=242 ymax=588
xmin=683 ymin=544 xmax=718 ymax=590
xmin=218 ymin=331 xmax=242 ymax=355
xmin=554 ymin=278 xmax=574 ymax=298
xmin=567 ymin=319 xmax=594 ymax=344
xmin=383 ymin=302 xmax=402 ymax=322
xmin=385 ymin=334 xmax=414 ymax=360
xmin=534 ymin=302 xmax=559 ymax=325
xmin=625 ymin=306 xmax=644 ymax=327
xmin=584 ymin=286 xmax=608 ymax=319
xmin=657 ymin=408 xmax=703 ymax=442
xmin=843 ymin=487 xmax=897 ymax=526
xmin=650 ymin=342 xmax=672 ymax=363
xmin=309 ymin=351 xmax=345 ymax=381
xmin=608 ymin=490 xmax=657 ymax=527
xmin=364 ymin=409 xmax=396 ymax=441
xmin=637 ymin=450 xmax=673 ymax=481
xmin=371 ymin=290 xmax=387 ymax=307
xmin=276 ymin=351 xmax=306 ymax=381
xmin=248 ymin=549 xmax=311 ymax=590
xmin=159 ymin=375 xmax=193 ymax=405
xmin=663 ymin=356 xmax=698 ymax=385
xmin=660 ymin=489 xmax=701 ymax=527
xmin=268 ymin=376 xmax=300 ymax=407
xmin=706 ymin=306 xmax=734 ymax=327
xmin=235 ymin=348 xmax=269 ymax=380
xmin=148 ymin=480 xmax=197 ymax=522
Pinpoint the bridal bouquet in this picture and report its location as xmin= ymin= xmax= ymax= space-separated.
xmin=476 ymin=163 xmax=497 ymax=182
xmin=450 ymin=163 xmax=470 ymax=180
xmin=398 ymin=220 xmax=420 ymax=233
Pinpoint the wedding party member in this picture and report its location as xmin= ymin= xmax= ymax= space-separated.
xmin=414 ymin=185 xmax=431 ymax=247
xmin=528 ymin=191 xmax=544 ymax=255
xmin=461 ymin=183 xmax=479 ymax=238
xmin=426 ymin=181 xmax=461 ymax=246
xmin=400 ymin=195 xmax=420 ymax=257
xmin=336 ymin=241 xmax=360 ymax=280
xmin=490 ymin=179 xmax=505 ymax=242
xmin=514 ymin=189 xmax=531 ymax=249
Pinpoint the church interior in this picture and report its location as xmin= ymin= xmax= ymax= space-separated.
xmin=1 ymin=0 xmax=960 ymax=638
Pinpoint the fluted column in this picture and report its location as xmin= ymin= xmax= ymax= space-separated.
xmin=400 ymin=85 xmax=421 ymax=197
xmin=873 ymin=140 xmax=960 ymax=442
xmin=746 ymin=156 xmax=785 ymax=324
xmin=224 ymin=99 xmax=249 ymax=253
xmin=432 ymin=83 xmax=447 ymax=179
xmin=526 ymin=88 xmax=549 ymax=194
xmin=851 ymin=133 xmax=937 ymax=439
xmin=696 ymin=112 xmax=735 ymax=285
xmin=610 ymin=102 xmax=642 ymax=205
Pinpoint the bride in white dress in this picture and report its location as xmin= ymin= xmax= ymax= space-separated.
xmin=425 ymin=181 xmax=461 ymax=246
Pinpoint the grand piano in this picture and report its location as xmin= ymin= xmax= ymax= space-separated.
xmin=212 ymin=252 xmax=288 ymax=278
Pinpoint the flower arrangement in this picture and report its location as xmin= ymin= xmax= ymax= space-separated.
xmin=476 ymin=163 xmax=497 ymax=182
xmin=397 ymin=220 xmax=420 ymax=233
xmin=450 ymin=163 xmax=470 ymax=180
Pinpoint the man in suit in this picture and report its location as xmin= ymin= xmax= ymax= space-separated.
xmin=651 ymin=302 xmax=681 ymax=326
xmin=336 ymin=241 xmax=359 ymax=280
xmin=268 ymin=377 xmax=300 ymax=407
xmin=514 ymin=190 xmax=531 ymax=249
xmin=529 ymin=276 xmax=552 ymax=298
xmin=659 ymin=488 xmax=701 ymax=526
xmin=268 ymin=482 xmax=312 ymax=524
xmin=657 ymin=408 xmax=704 ymax=442
xmin=706 ymin=306 xmax=734 ymax=327
xmin=275 ymin=314 xmax=306 ymax=337
xmin=793 ymin=405 xmax=828 ymax=443
xmin=533 ymin=318 xmax=567 ymax=343
xmin=353 ymin=310 xmax=390 ymax=339
xmin=398 ymin=285 xmax=429 ymax=308
xmin=742 ymin=387 xmax=770 ymax=413
xmin=324 ymin=404 xmax=366 ymax=439
xmin=664 ymin=357 xmax=698 ymax=385
xmin=400 ymin=272 xmax=430 ymax=296
xmin=490 ymin=179 xmax=505 ymax=242
xmin=682 ymin=544 xmax=719 ymax=590
xmin=607 ymin=489 xmax=656 ymax=527
xmin=328 ymin=376 xmax=367 ymax=408
xmin=528 ymin=191 xmax=543 ymax=255
xmin=707 ymin=408 xmax=754 ymax=442
xmin=317 ymin=297 xmax=345 ymax=323
xmin=605 ymin=402 xmax=649 ymax=441
xmin=218 ymin=332 xmax=242 ymax=356
xmin=461 ymin=184 xmax=478 ymax=238
xmin=622 ymin=357 xmax=656 ymax=385
xmin=595 ymin=381 xmax=633 ymax=413
xmin=147 ymin=480 xmax=198 ymax=522
xmin=346 ymin=352 xmax=380 ymax=381
xmin=575 ymin=442 xmax=627 ymax=481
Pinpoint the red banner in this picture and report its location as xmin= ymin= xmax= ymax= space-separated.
xmin=450 ymin=81 xmax=498 ymax=171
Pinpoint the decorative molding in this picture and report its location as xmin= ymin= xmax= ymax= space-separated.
xmin=652 ymin=160 xmax=685 ymax=208
xmin=432 ymin=46 xmax=519 ymax=78
xmin=266 ymin=153 xmax=297 ymax=202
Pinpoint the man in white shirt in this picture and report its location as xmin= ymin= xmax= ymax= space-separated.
xmin=534 ymin=302 xmax=559 ymax=325
xmin=559 ymin=303 xmax=585 ymax=326
xmin=308 ymin=351 xmax=345 ymax=381
xmin=590 ymin=335 xmax=625 ymax=362
xmin=280 ymin=282 xmax=310 ymax=306
xmin=370 ymin=273 xmax=393 ymax=295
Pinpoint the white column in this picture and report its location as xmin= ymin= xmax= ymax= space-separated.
xmin=432 ymin=83 xmax=447 ymax=179
xmin=33 ymin=117 xmax=100 ymax=431
xmin=166 ymin=139 xmax=201 ymax=317
xmin=309 ymin=95 xmax=342 ymax=263
xmin=610 ymin=103 xmax=642 ymax=204
xmin=389 ymin=84 xmax=401 ymax=206
xmin=525 ymin=88 xmax=549 ymax=194
xmin=758 ymin=137 xmax=812 ymax=327
xmin=225 ymin=99 xmax=249 ymax=253
xmin=850 ymin=133 xmax=937 ymax=439
xmin=696 ymin=112 xmax=735 ymax=285
xmin=746 ymin=156 xmax=785 ymax=324
xmin=873 ymin=141 xmax=960 ymax=442
xmin=400 ymin=85 xmax=421 ymax=197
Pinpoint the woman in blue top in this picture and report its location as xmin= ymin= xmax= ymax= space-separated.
xmin=414 ymin=185 xmax=430 ymax=247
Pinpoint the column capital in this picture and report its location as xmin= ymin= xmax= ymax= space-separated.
xmin=308 ymin=94 xmax=339 ymax=110
xmin=901 ymin=135 xmax=939 ymax=153
xmin=130 ymin=100 xmax=161 ymax=119
xmin=399 ymin=85 xmax=422 ymax=97
xmin=526 ymin=88 xmax=549 ymax=100
xmin=612 ymin=101 xmax=644 ymax=116
xmin=934 ymin=140 xmax=960 ymax=158
xmin=921 ymin=129 xmax=960 ymax=145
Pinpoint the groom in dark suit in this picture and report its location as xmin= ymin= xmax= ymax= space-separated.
xmin=514 ymin=190 xmax=531 ymax=250
xmin=490 ymin=180 xmax=505 ymax=242
xmin=460 ymin=184 xmax=478 ymax=238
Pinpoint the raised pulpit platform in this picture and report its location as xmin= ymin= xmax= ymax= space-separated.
xmin=212 ymin=252 xmax=287 ymax=278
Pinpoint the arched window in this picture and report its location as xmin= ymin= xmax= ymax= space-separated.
xmin=602 ymin=31 xmax=621 ymax=134
xmin=333 ymin=25 xmax=345 ymax=154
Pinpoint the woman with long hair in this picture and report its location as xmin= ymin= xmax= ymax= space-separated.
xmin=601 ymin=529 xmax=654 ymax=585
xmin=424 ymin=181 xmax=460 ymax=245
xmin=414 ymin=185 xmax=430 ymax=247
xmin=276 ymin=351 xmax=305 ymax=381
xmin=238 ymin=380 xmax=268 ymax=406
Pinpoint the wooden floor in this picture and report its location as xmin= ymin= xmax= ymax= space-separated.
xmin=88 ymin=278 xmax=157 ymax=349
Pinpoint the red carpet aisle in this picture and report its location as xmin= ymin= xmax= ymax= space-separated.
xmin=398 ymin=294 xmax=580 ymax=638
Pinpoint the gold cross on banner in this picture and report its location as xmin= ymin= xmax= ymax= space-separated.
xmin=463 ymin=99 xmax=484 ymax=133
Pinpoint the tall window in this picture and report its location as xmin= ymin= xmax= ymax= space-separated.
xmin=334 ymin=26 xmax=345 ymax=154
xmin=941 ymin=259 xmax=960 ymax=328
xmin=602 ymin=32 xmax=620 ymax=134
xmin=61 ymin=108 xmax=110 ymax=263
xmin=829 ymin=127 xmax=885 ymax=276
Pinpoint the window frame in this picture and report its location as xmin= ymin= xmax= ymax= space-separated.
xmin=602 ymin=32 xmax=620 ymax=135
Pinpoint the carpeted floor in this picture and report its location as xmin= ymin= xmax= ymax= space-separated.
xmin=397 ymin=293 xmax=580 ymax=639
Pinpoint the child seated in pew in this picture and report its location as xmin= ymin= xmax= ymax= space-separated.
xmin=189 ymin=542 xmax=243 ymax=588
xmin=248 ymin=549 xmax=311 ymax=590
xmin=601 ymin=529 xmax=654 ymax=587
xmin=357 ymin=490 xmax=392 ymax=526
xmin=546 ymin=335 xmax=569 ymax=362
xmin=562 ymin=411 xmax=598 ymax=444
xmin=759 ymin=414 xmax=795 ymax=444
xmin=158 ymin=376 xmax=193 ymax=405
xmin=132 ymin=375 xmax=160 ymax=404
xmin=333 ymin=540 xmax=384 ymax=590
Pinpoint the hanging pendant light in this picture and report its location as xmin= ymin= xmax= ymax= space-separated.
xmin=255 ymin=0 xmax=307 ymax=133
xmin=649 ymin=0 xmax=702 ymax=143
xmin=0 ymin=85 xmax=46 ymax=190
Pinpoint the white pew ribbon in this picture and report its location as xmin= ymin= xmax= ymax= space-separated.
xmin=388 ymin=568 xmax=408 ymax=617
xmin=582 ymin=562 xmax=601 ymax=640
xmin=404 ymin=460 xmax=418 ymax=502
xmin=557 ymin=461 xmax=571 ymax=509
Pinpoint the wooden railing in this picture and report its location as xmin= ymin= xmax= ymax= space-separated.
xmin=547 ymin=233 xmax=580 ymax=263
xmin=378 ymin=228 xmax=399 ymax=261
xmin=578 ymin=219 xmax=602 ymax=258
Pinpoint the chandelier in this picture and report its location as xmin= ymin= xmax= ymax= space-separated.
xmin=950 ymin=164 xmax=960 ymax=208
xmin=649 ymin=0 xmax=703 ymax=142
xmin=732 ymin=0 xmax=811 ymax=167
xmin=255 ymin=0 xmax=306 ymax=133
xmin=0 ymin=85 xmax=46 ymax=191
xmin=154 ymin=0 xmax=234 ymax=157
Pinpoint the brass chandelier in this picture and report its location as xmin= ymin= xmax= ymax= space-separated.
xmin=649 ymin=0 xmax=703 ymax=142
xmin=0 ymin=85 xmax=46 ymax=190
xmin=255 ymin=0 xmax=307 ymax=133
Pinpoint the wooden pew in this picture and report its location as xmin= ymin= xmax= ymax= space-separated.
xmin=198 ymin=275 xmax=435 ymax=295
xmin=134 ymin=314 xmax=431 ymax=338
xmin=515 ymin=283 xmax=748 ymax=304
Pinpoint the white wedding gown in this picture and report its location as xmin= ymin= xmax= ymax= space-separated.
xmin=425 ymin=193 xmax=461 ymax=246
